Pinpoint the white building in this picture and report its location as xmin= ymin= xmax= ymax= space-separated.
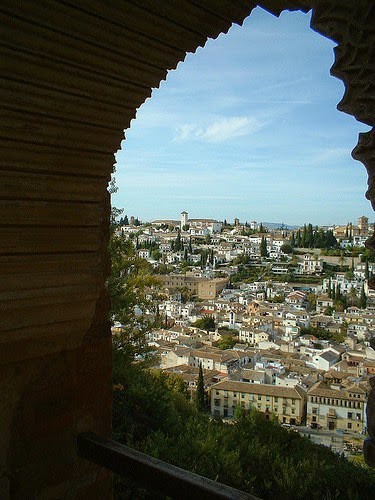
xmin=238 ymin=327 xmax=269 ymax=345
xmin=295 ymin=254 xmax=323 ymax=275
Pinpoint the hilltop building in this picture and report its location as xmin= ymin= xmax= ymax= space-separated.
xmin=180 ymin=211 xmax=222 ymax=234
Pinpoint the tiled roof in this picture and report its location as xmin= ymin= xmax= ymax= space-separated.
xmin=307 ymin=381 xmax=367 ymax=399
xmin=212 ymin=380 xmax=305 ymax=399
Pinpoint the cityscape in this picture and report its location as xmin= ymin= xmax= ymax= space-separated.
xmin=112 ymin=210 xmax=375 ymax=461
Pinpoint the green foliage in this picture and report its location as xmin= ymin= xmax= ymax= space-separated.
xmin=300 ymin=325 xmax=346 ymax=343
xmin=193 ymin=315 xmax=215 ymax=331
xmin=108 ymin=226 xmax=164 ymax=366
xmin=307 ymin=292 xmax=317 ymax=311
xmin=260 ymin=235 xmax=268 ymax=257
xmin=112 ymin=359 xmax=375 ymax=499
xmin=324 ymin=306 xmax=334 ymax=315
xmin=292 ymin=226 xmax=338 ymax=250
xmin=195 ymin=363 xmax=206 ymax=412
xmin=112 ymin=335 xmax=375 ymax=499
xmin=231 ymin=265 xmax=265 ymax=283
xmin=361 ymin=248 xmax=375 ymax=263
xmin=360 ymin=284 xmax=367 ymax=308
xmin=280 ymin=243 xmax=293 ymax=254
xmin=154 ymin=263 xmax=174 ymax=275
xmin=271 ymin=293 xmax=285 ymax=303
xmin=217 ymin=334 xmax=238 ymax=350
xmin=233 ymin=254 xmax=251 ymax=265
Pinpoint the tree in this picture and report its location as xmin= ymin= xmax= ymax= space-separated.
xmin=151 ymin=249 xmax=162 ymax=261
xmin=360 ymin=284 xmax=367 ymax=309
xmin=307 ymin=293 xmax=317 ymax=311
xmin=108 ymin=219 xmax=164 ymax=366
xmin=280 ymin=243 xmax=293 ymax=254
xmin=260 ymin=236 xmax=268 ymax=257
xmin=348 ymin=287 xmax=357 ymax=306
xmin=124 ymin=214 xmax=129 ymax=225
xmin=217 ymin=335 xmax=238 ymax=350
xmin=193 ymin=315 xmax=215 ymax=331
xmin=195 ymin=363 xmax=205 ymax=412
xmin=339 ymin=251 xmax=346 ymax=270
xmin=174 ymin=229 xmax=182 ymax=251
xmin=290 ymin=232 xmax=296 ymax=247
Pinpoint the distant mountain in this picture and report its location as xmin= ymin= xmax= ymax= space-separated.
xmin=262 ymin=222 xmax=300 ymax=230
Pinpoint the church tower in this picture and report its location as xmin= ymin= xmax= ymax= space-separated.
xmin=358 ymin=215 xmax=369 ymax=235
xmin=181 ymin=211 xmax=188 ymax=229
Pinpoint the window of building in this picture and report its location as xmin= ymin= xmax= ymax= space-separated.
xmin=258 ymin=395 xmax=262 ymax=401
xmin=347 ymin=422 xmax=352 ymax=429
xmin=214 ymin=399 xmax=221 ymax=407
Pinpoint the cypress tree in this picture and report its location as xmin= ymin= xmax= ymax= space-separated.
xmin=290 ymin=232 xmax=295 ymax=247
xmin=195 ymin=363 xmax=205 ymax=412
xmin=175 ymin=229 xmax=182 ymax=251
xmin=296 ymin=229 xmax=301 ymax=247
xmin=307 ymin=223 xmax=314 ymax=247
xmin=260 ymin=236 xmax=268 ymax=257
xmin=360 ymin=285 xmax=367 ymax=309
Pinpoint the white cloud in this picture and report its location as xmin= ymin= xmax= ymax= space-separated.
xmin=309 ymin=147 xmax=350 ymax=165
xmin=173 ymin=116 xmax=264 ymax=143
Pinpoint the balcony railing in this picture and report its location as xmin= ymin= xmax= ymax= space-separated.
xmin=77 ymin=432 xmax=258 ymax=499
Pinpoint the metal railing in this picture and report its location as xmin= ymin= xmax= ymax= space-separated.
xmin=77 ymin=432 xmax=259 ymax=500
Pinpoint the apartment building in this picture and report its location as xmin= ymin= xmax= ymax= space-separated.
xmin=159 ymin=274 xmax=227 ymax=299
xmin=296 ymin=254 xmax=323 ymax=275
xmin=211 ymin=380 xmax=306 ymax=425
xmin=306 ymin=381 xmax=367 ymax=433
xmin=238 ymin=327 xmax=269 ymax=346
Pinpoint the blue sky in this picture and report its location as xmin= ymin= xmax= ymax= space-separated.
xmin=113 ymin=7 xmax=372 ymax=227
